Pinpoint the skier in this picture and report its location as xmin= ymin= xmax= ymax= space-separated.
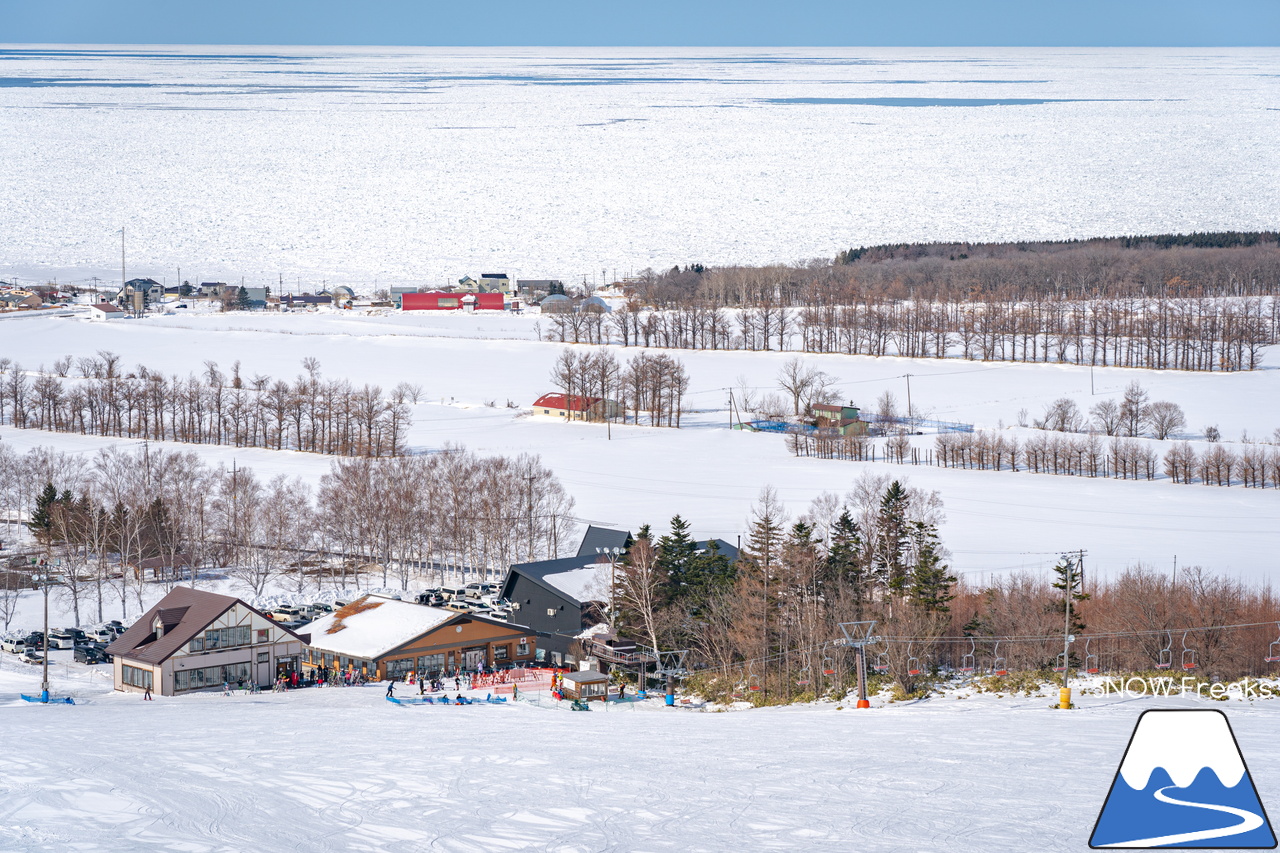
xmin=143 ymin=684 xmax=152 ymax=701
xmin=386 ymin=679 xmax=396 ymax=698
xmin=419 ymin=678 xmax=426 ymax=696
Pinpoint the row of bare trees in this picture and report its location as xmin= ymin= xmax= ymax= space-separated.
xmin=549 ymin=347 xmax=689 ymax=427
xmin=0 ymin=354 xmax=409 ymax=457
xmin=0 ymin=441 xmax=575 ymax=628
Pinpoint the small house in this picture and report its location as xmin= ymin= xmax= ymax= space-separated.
xmin=88 ymin=303 xmax=125 ymax=321
xmin=560 ymin=669 xmax=609 ymax=702
xmin=813 ymin=403 xmax=868 ymax=436
xmin=0 ymin=292 xmax=43 ymax=310
xmin=402 ymin=291 xmax=504 ymax=311
xmin=531 ymin=393 xmax=620 ymax=420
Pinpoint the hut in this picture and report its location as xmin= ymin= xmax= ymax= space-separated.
xmin=560 ymin=669 xmax=609 ymax=702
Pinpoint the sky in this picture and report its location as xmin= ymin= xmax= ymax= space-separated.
xmin=3 ymin=0 xmax=1279 ymax=47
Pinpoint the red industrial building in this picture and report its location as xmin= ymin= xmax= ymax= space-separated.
xmin=401 ymin=291 xmax=505 ymax=311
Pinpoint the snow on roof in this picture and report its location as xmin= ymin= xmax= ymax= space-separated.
xmin=304 ymin=596 xmax=454 ymax=659
xmin=541 ymin=561 xmax=612 ymax=603
xmin=533 ymin=393 xmax=601 ymax=411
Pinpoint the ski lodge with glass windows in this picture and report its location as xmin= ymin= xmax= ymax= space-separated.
xmin=105 ymin=587 xmax=309 ymax=697
xmin=300 ymin=596 xmax=538 ymax=681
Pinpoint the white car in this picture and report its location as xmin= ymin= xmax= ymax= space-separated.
xmin=1 ymin=637 xmax=27 ymax=654
xmin=46 ymin=631 xmax=75 ymax=650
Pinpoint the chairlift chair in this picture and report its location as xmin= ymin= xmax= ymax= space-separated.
xmin=821 ymin=656 xmax=836 ymax=677
xmin=748 ymin=671 xmax=762 ymax=692
xmin=1083 ymin=638 xmax=1099 ymax=675
xmin=959 ymin=638 xmax=976 ymax=674
xmin=796 ymin=666 xmax=812 ymax=687
xmin=1155 ymin=631 xmax=1173 ymax=670
xmin=1053 ymin=652 xmax=1068 ymax=673
xmin=906 ymin=642 xmax=922 ymax=677
xmin=1266 ymin=623 xmax=1280 ymax=663
xmin=1181 ymin=631 xmax=1198 ymax=671
xmin=991 ymin=641 xmax=1008 ymax=676
xmin=872 ymin=651 xmax=890 ymax=674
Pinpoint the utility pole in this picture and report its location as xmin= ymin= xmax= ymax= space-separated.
xmin=1059 ymin=550 xmax=1085 ymax=710
xmin=904 ymin=374 xmax=913 ymax=426
xmin=120 ymin=227 xmax=126 ymax=295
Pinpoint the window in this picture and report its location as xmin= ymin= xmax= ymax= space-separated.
xmin=201 ymin=625 xmax=251 ymax=651
xmin=257 ymin=652 xmax=269 ymax=663
xmin=493 ymin=644 xmax=510 ymax=661
xmin=174 ymin=662 xmax=252 ymax=692
xmin=122 ymin=665 xmax=153 ymax=690
xmin=517 ymin=640 xmax=530 ymax=657
xmin=386 ymin=657 xmax=415 ymax=679
xmin=256 ymin=629 xmax=269 ymax=643
xmin=547 ymin=608 xmax=556 ymax=617
xmin=188 ymin=637 xmax=204 ymax=653
xmin=417 ymin=653 xmax=446 ymax=676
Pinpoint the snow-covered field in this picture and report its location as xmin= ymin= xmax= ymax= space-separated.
xmin=1 ymin=46 xmax=1278 ymax=285
xmin=4 ymin=655 xmax=1280 ymax=851
xmin=2 ymin=310 xmax=1278 ymax=584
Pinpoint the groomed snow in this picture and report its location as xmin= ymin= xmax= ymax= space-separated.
xmin=3 ymin=658 xmax=1280 ymax=851
xmin=541 ymin=562 xmax=613 ymax=604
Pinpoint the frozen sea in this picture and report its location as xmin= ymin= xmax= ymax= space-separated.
xmin=0 ymin=45 xmax=1278 ymax=287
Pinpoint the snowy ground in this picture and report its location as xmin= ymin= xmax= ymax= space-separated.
xmin=2 ymin=310 xmax=1278 ymax=584
xmin=3 ymin=655 xmax=1280 ymax=851
xmin=1 ymin=46 xmax=1278 ymax=286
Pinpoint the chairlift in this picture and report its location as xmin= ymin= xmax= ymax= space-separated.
xmin=821 ymin=656 xmax=836 ymax=677
xmin=906 ymin=642 xmax=921 ymax=677
xmin=991 ymin=641 xmax=1007 ymax=676
xmin=1181 ymin=631 xmax=1198 ymax=671
xmin=748 ymin=671 xmax=762 ymax=692
xmin=1083 ymin=638 xmax=1099 ymax=675
xmin=959 ymin=638 xmax=976 ymax=674
xmin=1266 ymin=623 xmax=1280 ymax=663
xmin=1155 ymin=631 xmax=1173 ymax=670
xmin=796 ymin=666 xmax=812 ymax=687
xmin=1053 ymin=652 xmax=1068 ymax=673
xmin=872 ymin=651 xmax=890 ymax=674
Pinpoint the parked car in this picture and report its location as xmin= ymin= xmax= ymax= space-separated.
xmin=1 ymin=637 xmax=27 ymax=654
xmin=59 ymin=628 xmax=87 ymax=642
xmin=439 ymin=586 xmax=467 ymax=601
xmin=74 ymin=645 xmax=108 ymax=664
xmin=269 ymin=607 xmax=304 ymax=623
xmin=310 ymin=602 xmax=334 ymax=614
xmin=18 ymin=649 xmax=45 ymax=665
xmin=416 ymin=592 xmax=446 ymax=607
xmin=22 ymin=631 xmax=44 ymax=648
xmin=86 ymin=627 xmax=115 ymax=643
xmin=441 ymin=601 xmax=472 ymax=613
xmin=464 ymin=582 xmax=484 ymax=595
xmin=46 ymin=631 xmax=76 ymax=650
xmin=480 ymin=583 xmax=501 ymax=595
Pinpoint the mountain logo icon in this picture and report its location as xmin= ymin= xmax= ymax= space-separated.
xmin=1091 ymin=709 xmax=1276 ymax=848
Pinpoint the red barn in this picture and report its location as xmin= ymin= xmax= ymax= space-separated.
xmin=401 ymin=291 xmax=504 ymax=311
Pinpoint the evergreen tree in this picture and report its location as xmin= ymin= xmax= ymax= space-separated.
xmin=692 ymin=537 xmax=735 ymax=593
xmin=873 ymin=481 xmax=912 ymax=594
xmin=27 ymin=482 xmax=60 ymax=544
xmin=1048 ymin=554 xmax=1089 ymax=636
xmin=656 ymin=515 xmax=698 ymax=593
xmin=236 ymin=285 xmax=252 ymax=311
xmin=825 ymin=509 xmax=867 ymax=610
xmin=907 ymin=522 xmax=956 ymax=614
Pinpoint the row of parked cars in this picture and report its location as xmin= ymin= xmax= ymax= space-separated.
xmin=414 ymin=582 xmax=513 ymax=619
xmin=1 ymin=621 xmax=128 ymax=665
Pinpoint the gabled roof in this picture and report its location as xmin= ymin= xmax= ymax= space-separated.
xmin=532 ymin=393 xmax=602 ymax=412
xmin=501 ymin=554 xmax=611 ymax=606
xmin=305 ymin=595 xmax=532 ymax=659
xmin=105 ymin=587 xmax=300 ymax=666
xmin=576 ymin=525 xmax=633 ymax=558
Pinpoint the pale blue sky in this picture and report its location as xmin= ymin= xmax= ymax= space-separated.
xmin=3 ymin=0 xmax=1279 ymax=46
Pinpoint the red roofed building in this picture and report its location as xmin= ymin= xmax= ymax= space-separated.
xmin=401 ymin=291 xmax=505 ymax=311
xmin=533 ymin=393 xmax=620 ymax=421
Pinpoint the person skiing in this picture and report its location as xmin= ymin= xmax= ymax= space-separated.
xmin=143 ymin=684 xmax=152 ymax=701
xmin=386 ymin=678 xmax=396 ymax=698
xmin=419 ymin=678 xmax=426 ymax=696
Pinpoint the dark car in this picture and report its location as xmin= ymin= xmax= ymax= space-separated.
xmin=74 ymin=646 xmax=108 ymax=664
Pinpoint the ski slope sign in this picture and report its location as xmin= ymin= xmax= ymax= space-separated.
xmin=1090 ymin=709 xmax=1276 ymax=849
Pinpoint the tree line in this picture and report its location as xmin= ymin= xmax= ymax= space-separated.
xmin=548 ymin=348 xmax=689 ymax=428
xmin=0 ymin=354 xmax=410 ymax=457
xmin=0 ymin=442 xmax=574 ymax=628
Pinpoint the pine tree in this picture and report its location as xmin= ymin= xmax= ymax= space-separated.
xmin=825 ymin=509 xmax=867 ymax=610
xmin=907 ymin=522 xmax=956 ymax=614
xmin=236 ymin=285 xmax=252 ymax=311
xmin=873 ymin=481 xmax=912 ymax=594
xmin=1049 ymin=554 xmax=1089 ymax=636
xmin=656 ymin=515 xmax=698 ymax=594
xmin=27 ymin=482 xmax=60 ymax=545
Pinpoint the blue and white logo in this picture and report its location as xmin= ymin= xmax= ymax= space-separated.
xmin=1091 ymin=709 xmax=1276 ymax=848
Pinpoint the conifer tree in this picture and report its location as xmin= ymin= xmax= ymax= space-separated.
xmin=26 ymin=482 xmax=60 ymax=545
xmin=826 ymin=509 xmax=867 ymax=613
xmin=907 ymin=522 xmax=956 ymax=614
xmin=236 ymin=286 xmax=252 ymax=311
xmin=873 ymin=481 xmax=912 ymax=594
xmin=656 ymin=515 xmax=698 ymax=594
xmin=1049 ymin=554 xmax=1089 ymax=636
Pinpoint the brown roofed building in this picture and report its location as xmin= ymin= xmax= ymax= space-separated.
xmin=105 ymin=587 xmax=308 ymax=696
xmin=812 ymin=403 xmax=868 ymax=436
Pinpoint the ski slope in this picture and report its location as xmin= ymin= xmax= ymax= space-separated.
xmin=2 ymin=659 xmax=1279 ymax=851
